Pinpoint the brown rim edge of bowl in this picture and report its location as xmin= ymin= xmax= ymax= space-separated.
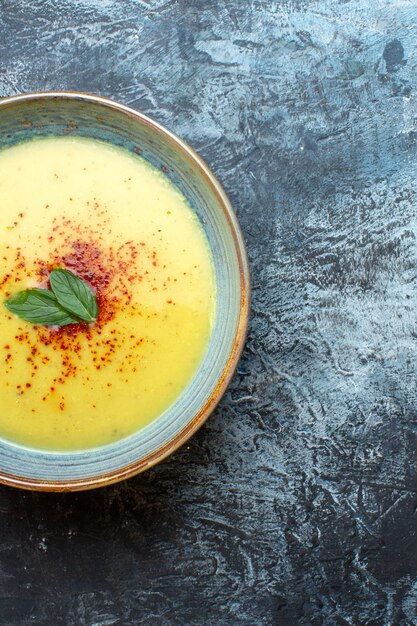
xmin=0 ymin=91 xmax=251 ymax=492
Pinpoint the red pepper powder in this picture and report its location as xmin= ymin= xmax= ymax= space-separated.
xmin=0 ymin=207 xmax=163 ymax=397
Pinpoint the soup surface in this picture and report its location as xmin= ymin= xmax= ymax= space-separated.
xmin=0 ymin=136 xmax=215 ymax=450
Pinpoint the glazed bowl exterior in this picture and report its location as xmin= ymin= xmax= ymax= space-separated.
xmin=0 ymin=92 xmax=250 ymax=491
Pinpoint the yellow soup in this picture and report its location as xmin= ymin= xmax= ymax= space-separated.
xmin=0 ymin=136 xmax=215 ymax=450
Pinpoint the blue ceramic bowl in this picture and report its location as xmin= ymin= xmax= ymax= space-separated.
xmin=0 ymin=92 xmax=250 ymax=491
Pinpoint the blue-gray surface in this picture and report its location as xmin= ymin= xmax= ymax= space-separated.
xmin=0 ymin=0 xmax=417 ymax=624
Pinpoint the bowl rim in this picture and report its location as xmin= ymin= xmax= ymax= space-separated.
xmin=0 ymin=90 xmax=250 ymax=492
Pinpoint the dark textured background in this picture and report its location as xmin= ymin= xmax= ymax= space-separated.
xmin=0 ymin=1 xmax=417 ymax=624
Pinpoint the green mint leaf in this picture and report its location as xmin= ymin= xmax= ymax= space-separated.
xmin=4 ymin=289 xmax=81 ymax=326
xmin=49 ymin=269 xmax=99 ymax=323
